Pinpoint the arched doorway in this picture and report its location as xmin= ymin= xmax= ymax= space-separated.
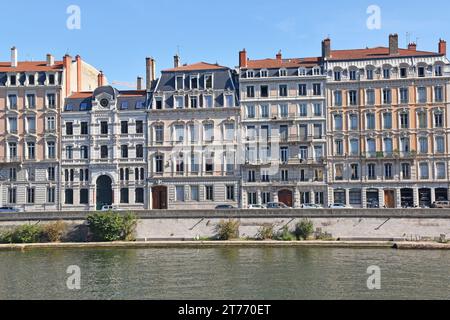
xmin=278 ymin=190 xmax=293 ymax=208
xmin=152 ymin=186 xmax=168 ymax=209
xmin=96 ymin=175 xmax=113 ymax=210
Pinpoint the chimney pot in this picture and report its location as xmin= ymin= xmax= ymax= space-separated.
xmin=322 ymin=38 xmax=331 ymax=59
xmin=276 ymin=50 xmax=282 ymax=61
xmin=174 ymin=54 xmax=180 ymax=68
xmin=146 ymin=57 xmax=156 ymax=90
xmin=389 ymin=34 xmax=399 ymax=55
xmin=97 ymin=71 xmax=104 ymax=87
xmin=239 ymin=49 xmax=247 ymax=68
xmin=137 ymin=77 xmax=143 ymax=90
xmin=439 ymin=39 xmax=447 ymax=55
xmin=408 ymin=43 xmax=417 ymax=51
xmin=46 ymin=54 xmax=55 ymax=66
xmin=11 ymin=47 xmax=18 ymax=68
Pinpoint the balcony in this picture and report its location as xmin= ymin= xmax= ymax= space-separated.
xmin=0 ymin=157 xmax=22 ymax=164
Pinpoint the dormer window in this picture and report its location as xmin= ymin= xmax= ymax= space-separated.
xmin=260 ymin=70 xmax=268 ymax=77
xmin=175 ymin=76 xmax=184 ymax=90
xmin=418 ymin=66 xmax=425 ymax=77
xmin=28 ymin=75 xmax=35 ymax=86
xmin=10 ymin=75 xmax=17 ymax=86
xmin=313 ymin=67 xmax=321 ymax=76
xmin=205 ymin=74 xmax=213 ymax=89
xmin=334 ymin=71 xmax=341 ymax=81
xmin=279 ymin=69 xmax=287 ymax=77
xmin=136 ymin=101 xmax=145 ymax=109
xmin=174 ymin=96 xmax=184 ymax=109
xmin=65 ymin=104 xmax=74 ymax=111
xmin=435 ymin=65 xmax=443 ymax=76
xmin=190 ymin=75 xmax=199 ymax=89
xmin=155 ymin=97 xmax=163 ymax=109
xmin=80 ymin=102 xmax=89 ymax=111
xmin=246 ymin=70 xmax=254 ymax=78
xmin=299 ymin=68 xmax=307 ymax=76
xmin=120 ymin=101 xmax=129 ymax=110
xmin=48 ymin=74 xmax=55 ymax=85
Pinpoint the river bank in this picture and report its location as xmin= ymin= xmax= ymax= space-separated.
xmin=1 ymin=240 xmax=450 ymax=251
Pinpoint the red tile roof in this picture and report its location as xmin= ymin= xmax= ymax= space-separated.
xmin=163 ymin=62 xmax=228 ymax=72
xmin=244 ymin=57 xmax=320 ymax=69
xmin=68 ymin=90 xmax=146 ymax=99
xmin=0 ymin=61 xmax=64 ymax=72
xmin=328 ymin=47 xmax=440 ymax=61
xmin=68 ymin=92 xmax=93 ymax=99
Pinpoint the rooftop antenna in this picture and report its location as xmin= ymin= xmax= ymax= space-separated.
xmin=406 ymin=32 xmax=410 ymax=46
xmin=416 ymin=37 xmax=420 ymax=47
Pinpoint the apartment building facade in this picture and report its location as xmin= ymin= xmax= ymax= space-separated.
xmin=324 ymin=34 xmax=450 ymax=208
xmin=61 ymin=81 xmax=148 ymax=211
xmin=238 ymin=50 xmax=328 ymax=208
xmin=148 ymin=58 xmax=240 ymax=210
xmin=0 ymin=47 xmax=101 ymax=211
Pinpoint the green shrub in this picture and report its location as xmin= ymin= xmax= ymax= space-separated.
xmin=7 ymin=225 xmax=43 ymax=244
xmin=294 ymin=219 xmax=314 ymax=240
xmin=42 ymin=221 xmax=68 ymax=243
xmin=256 ymin=224 xmax=275 ymax=240
xmin=215 ymin=219 xmax=240 ymax=240
xmin=87 ymin=212 xmax=137 ymax=242
xmin=0 ymin=230 xmax=13 ymax=244
xmin=276 ymin=226 xmax=296 ymax=241
xmin=315 ymin=231 xmax=334 ymax=241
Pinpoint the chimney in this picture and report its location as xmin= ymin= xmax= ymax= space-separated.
xmin=239 ymin=49 xmax=247 ymax=68
xmin=63 ymin=54 xmax=72 ymax=96
xmin=439 ymin=39 xmax=447 ymax=55
xmin=276 ymin=50 xmax=282 ymax=61
xmin=389 ymin=34 xmax=399 ymax=55
xmin=174 ymin=54 xmax=180 ymax=68
xmin=137 ymin=76 xmax=143 ymax=90
xmin=97 ymin=71 xmax=104 ymax=87
xmin=76 ymin=55 xmax=82 ymax=92
xmin=46 ymin=54 xmax=55 ymax=66
xmin=322 ymin=38 xmax=331 ymax=59
xmin=11 ymin=47 xmax=18 ymax=68
xmin=408 ymin=43 xmax=417 ymax=51
xmin=146 ymin=57 xmax=156 ymax=90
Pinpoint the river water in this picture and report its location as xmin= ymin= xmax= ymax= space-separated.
xmin=0 ymin=247 xmax=449 ymax=300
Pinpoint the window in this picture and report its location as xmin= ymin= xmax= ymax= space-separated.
xmin=298 ymin=84 xmax=307 ymax=96
xmin=81 ymin=122 xmax=88 ymax=135
xmin=155 ymin=98 xmax=162 ymax=109
xmin=418 ymin=66 xmax=425 ymax=77
xmin=247 ymin=70 xmax=254 ymax=78
xmin=400 ymin=67 xmax=408 ymax=78
xmin=136 ymin=145 xmax=144 ymax=158
xmin=226 ymin=186 xmax=235 ymax=201
xmin=261 ymin=192 xmax=271 ymax=205
xmin=65 ymin=104 xmax=73 ymax=111
xmin=312 ymin=83 xmax=321 ymax=96
xmin=65 ymin=189 xmax=74 ymax=204
xmin=350 ymin=139 xmax=359 ymax=155
xmin=334 ymin=115 xmax=343 ymax=130
xmin=366 ymin=69 xmax=374 ymax=80
xmin=9 ymin=168 xmax=16 ymax=181
xmin=66 ymin=122 xmax=73 ymax=135
xmin=383 ymin=113 xmax=392 ymax=129
xmin=47 ymin=94 xmax=56 ymax=108
xmin=8 ymin=117 xmax=17 ymax=133
xmin=279 ymin=69 xmax=287 ymax=77
xmin=224 ymin=123 xmax=234 ymax=141
xmin=418 ymin=112 xmax=427 ymax=129
xmin=299 ymin=146 xmax=308 ymax=160
xmin=10 ymin=75 xmax=17 ymax=86
xmin=47 ymin=167 xmax=55 ymax=181
xmin=384 ymin=138 xmax=393 ymax=154
xmin=281 ymin=169 xmax=289 ymax=181
xmin=205 ymin=74 xmax=213 ymax=89
xmin=299 ymin=104 xmax=307 ymax=117
xmin=367 ymin=139 xmax=376 ymax=155
xmin=155 ymin=155 xmax=164 ymax=173
xmin=27 ymin=142 xmax=35 ymax=160
xmin=80 ymin=169 xmax=89 ymax=182
xmin=348 ymin=90 xmax=357 ymax=105
xmin=247 ymin=170 xmax=256 ymax=182
xmin=435 ymin=65 xmax=443 ymax=76
xmin=436 ymin=163 xmax=446 ymax=180
xmin=400 ymin=137 xmax=410 ymax=153
xmin=247 ymin=86 xmax=255 ymax=98
xmin=384 ymin=164 xmax=393 ymax=180
xmin=279 ymin=104 xmax=288 ymax=118
xmin=8 ymin=95 xmax=17 ymax=109
xmin=383 ymin=68 xmax=390 ymax=79
xmin=401 ymin=163 xmax=411 ymax=179
xmin=65 ymin=146 xmax=73 ymax=159
xmin=436 ymin=136 xmax=445 ymax=154
xmin=335 ymin=164 xmax=343 ymax=180
xmin=366 ymin=89 xmax=375 ymax=105
xmin=204 ymin=124 xmax=214 ymax=142
xmin=100 ymin=121 xmax=108 ymax=135
xmin=335 ymin=140 xmax=343 ymax=156
xmin=80 ymin=102 xmax=89 ymax=111
xmin=349 ymin=190 xmax=362 ymax=205
xmin=313 ymin=124 xmax=322 ymax=139
xmin=400 ymin=88 xmax=409 ymax=104
xmin=246 ymin=105 xmax=255 ymax=118
xmin=175 ymin=186 xmax=185 ymax=202
xmin=28 ymin=75 xmax=35 ymax=85
xmin=260 ymin=70 xmax=268 ymax=77
xmin=279 ymin=85 xmax=288 ymax=97
xmin=435 ymin=86 xmax=444 ymax=102
xmin=334 ymin=71 xmax=341 ymax=81
xmin=348 ymin=114 xmax=357 ymax=130
xmin=80 ymin=189 xmax=89 ymax=204
xmin=190 ymin=76 xmax=199 ymax=89
xmin=313 ymin=103 xmax=322 ymax=117
xmin=351 ymin=164 xmax=359 ymax=180
xmin=47 ymin=187 xmax=55 ymax=204
xmin=435 ymin=113 xmax=444 ymax=128
xmin=190 ymin=186 xmax=199 ymax=201
xmin=176 ymin=76 xmax=184 ymax=90
xmin=47 ymin=142 xmax=56 ymax=159
xmin=400 ymin=113 xmax=409 ymax=129
xmin=367 ymin=164 xmax=376 ymax=180
xmin=8 ymin=188 xmax=17 ymax=204
xmin=349 ymin=70 xmax=357 ymax=81
xmin=155 ymin=125 xmax=164 ymax=144
xmin=205 ymin=186 xmax=214 ymax=201
xmin=366 ymin=113 xmax=375 ymax=130
xmin=383 ymin=89 xmax=392 ymax=104
xmin=121 ymin=145 xmax=128 ymax=158
xmin=120 ymin=188 xmax=129 ymax=203
xmin=135 ymin=120 xmax=144 ymax=134
xmin=260 ymin=85 xmax=269 ymax=98
xmin=46 ymin=117 xmax=56 ymax=131
xmin=260 ymin=105 xmax=269 ymax=118
xmin=205 ymin=154 xmax=214 ymax=173
xmin=418 ymin=87 xmax=427 ymax=103
xmin=420 ymin=163 xmax=429 ymax=179
xmin=9 ymin=142 xmax=17 ymax=160
xmin=101 ymin=146 xmax=108 ymax=159
xmin=204 ymin=95 xmax=213 ymax=108
xmin=121 ymin=121 xmax=128 ymax=134
xmin=334 ymin=91 xmax=342 ymax=106
xmin=247 ymin=192 xmax=257 ymax=205
xmin=135 ymin=188 xmax=144 ymax=203
xmin=190 ymin=96 xmax=198 ymax=109
xmin=26 ymin=94 xmax=36 ymax=108
xmin=175 ymin=96 xmax=184 ymax=109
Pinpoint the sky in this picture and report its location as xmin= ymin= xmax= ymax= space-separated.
xmin=1 ymin=0 xmax=450 ymax=89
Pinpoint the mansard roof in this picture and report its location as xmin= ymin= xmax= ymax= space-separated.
xmin=327 ymin=47 xmax=441 ymax=61
xmin=244 ymin=57 xmax=321 ymax=70
xmin=163 ymin=62 xmax=228 ymax=72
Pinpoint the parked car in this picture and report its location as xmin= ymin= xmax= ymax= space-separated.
xmin=0 ymin=206 xmax=21 ymax=213
xmin=367 ymin=200 xmax=380 ymax=208
xmin=266 ymin=202 xmax=292 ymax=209
xmin=300 ymin=204 xmax=323 ymax=209
xmin=215 ymin=204 xmax=236 ymax=210
xmin=329 ymin=203 xmax=352 ymax=209
xmin=100 ymin=205 xmax=124 ymax=212
xmin=248 ymin=204 xmax=267 ymax=209
xmin=431 ymin=201 xmax=450 ymax=209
